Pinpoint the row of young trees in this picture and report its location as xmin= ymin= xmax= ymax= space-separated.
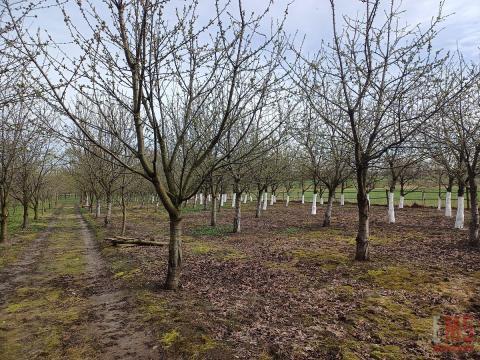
xmin=0 ymin=5 xmax=59 ymax=242
xmin=2 ymin=0 xmax=479 ymax=290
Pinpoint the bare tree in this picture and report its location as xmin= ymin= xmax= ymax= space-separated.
xmin=9 ymin=0 xmax=288 ymax=289
xmin=293 ymin=0 xmax=463 ymax=260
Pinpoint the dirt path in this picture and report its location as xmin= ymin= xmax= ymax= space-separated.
xmin=0 ymin=210 xmax=57 ymax=302
xmin=0 ymin=205 xmax=160 ymax=359
xmin=78 ymin=211 xmax=160 ymax=359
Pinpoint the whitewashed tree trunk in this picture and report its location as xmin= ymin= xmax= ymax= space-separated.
xmin=319 ymin=196 xmax=324 ymax=205
xmin=340 ymin=194 xmax=345 ymax=206
xmin=199 ymin=193 xmax=203 ymax=205
xmin=220 ymin=194 xmax=225 ymax=207
xmin=398 ymin=196 xmax=404 ymax=209
xmin=273 ymin=195 xmax=277 ymax=204
xmin=262 ymin=192 xmax=268 ymax=210
xmin=388 ymin=192 xmax=395 ymax=223
xmin=207 ymin=194 xmax=211 ymax=202
xmin=194 ymin=194 xmax=198 ymax=206
xmin=366 ymin=193 xmax=370 ymax=206
xmin=96 ymin=201 xmax=101 ymax=217
xmin=445 ymin=192 xmax=452 ymax=217
xmin=437 ymin=196 xmax=441 ymax=210
xmin=85 ymin=194 xmax=90 ymax=207
xmin=455 ymin=196 xmax=465 ymax=229
xmin=243 ymin=194 xmax=248 ymax=203
xmin=311 ymin=193 xmax=317 ymax=215
xmin=286 ymin=195 xmax=290 ymax=207
xmin=249 ymin=194 xmax=252 ymax=202
xmin=232 ymin=193 xmax=236 ymax=208
xmin=301 ymin=193 xmax=305 ymax=204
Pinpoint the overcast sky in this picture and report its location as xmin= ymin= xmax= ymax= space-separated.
xmin=256 ymin=0 xmax=480 ymax=58
xmin=35 ymin=0 xmax=479 ymax=59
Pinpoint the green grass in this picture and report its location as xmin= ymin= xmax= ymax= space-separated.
xmin=190 ymin=224 xmax=232 ymax=237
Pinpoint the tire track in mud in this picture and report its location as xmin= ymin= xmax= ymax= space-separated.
xmin=0 ymin=210 xmax=58 ymax=305
xmin=78 ymin=209 xmax=160 ymax=360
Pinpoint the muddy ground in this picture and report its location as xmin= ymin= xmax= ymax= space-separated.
xmin=1 ymin=200 xmax=480 ymax=359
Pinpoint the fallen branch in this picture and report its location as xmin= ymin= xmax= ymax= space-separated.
xmin=105 ymin=236 xmax=168 ymax=247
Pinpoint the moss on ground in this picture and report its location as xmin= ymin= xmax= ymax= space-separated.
xmin=190 ymin=224 xmax=232 ymax=237
xmin=291 ymin=248 xmax=350 ymax=270
xmin=136 ymin=289 xmax=231 ymax=358
xmin=0 ymin=206 xmax=97 ymax=360
xmin=188 ymin=240 xmax=247 ymax=261
xmin=361 ymin=266 xmax=439 ymax=291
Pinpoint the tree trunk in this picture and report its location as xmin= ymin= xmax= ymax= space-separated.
xmin=255 ymin=190 xmax=263 ymax=218
xmin=165 ymin=216 xmax=182 ymax=290
xmin=468 ymin=176 xmax=479 ymax=246
xmin=22 ymin=201 xmax=29 ymax=229
xmin=121 ymin=189 xmax=127 ymax=236
xmin=455 ymin=183 xmax=465 ymax=229
xmin=355 ymin=166 xmax=369 ymax=261
xmin=95 ymin=200 xmax=101 ymax=218
xmin=445 ymin=180 xmax=453 ymax=217
xmin=104 ymin=193 xmax=112 ymax=227
xmin=387 ymin=191 xmax=395 ymax=223
xmin=323 ymin=189 xmax=334 ymax=227
xmin=0 ymin=199 xmax=7 ymax=243
xmin=233 ymin=191 xmax=241 ymax=233
xmin=311 ymin=192 xmax=317 ymax=215
xmin=34 ymin=200 xmax=39 ymax=220
xmin=210 ymin=195 xmax=217 ymax=226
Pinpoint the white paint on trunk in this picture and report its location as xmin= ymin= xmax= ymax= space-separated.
xmin=455 ymin=196 xmax=464 ymax=229
xmin=319 ymin=197 xmax=324 ymax=205
xmin=85 ymin=194 xmax=90 ymax=207
xmin=437 ymin=196 xmax=441 ymax=210
xmin=243 ymin=194 xmax=248 ymax=203
xmin=220 ymin=194 xmax=225 ymax=207
xmin=399 ymin=196 xmax=404 ymax=209
xmin=311 ymin=193 xmax=317 ymax=215
xmin=301 ymin=194 xmax=305 ymax=204
xmin=96 ymin=202 xmax=101 ymax=217
xmin=286 ymin=195 xmax=290 ymax=207
xmin=194 ymin=194 xmax=198 ymax=205
xmin=262 ymin=192 xmax=268 ymax=210
xmin=107 ymin=202 xmax=112 ymax=218
xmin=270 ymin=194 xmax=274 ymax=206
xmin=232 ymin=193 xmax=236 ymax=207
xmin=340 ymin=194 xmax=345 ymax=206
xmin=388 ymin=192 xmax=395 ymax=223
xmin=207 ymin=194 xmax=211 ymax=202
xmin=199 ymin=193 xmax=203 ymax=205
xmin=445 ymin=192 xmax=452 ymax=217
